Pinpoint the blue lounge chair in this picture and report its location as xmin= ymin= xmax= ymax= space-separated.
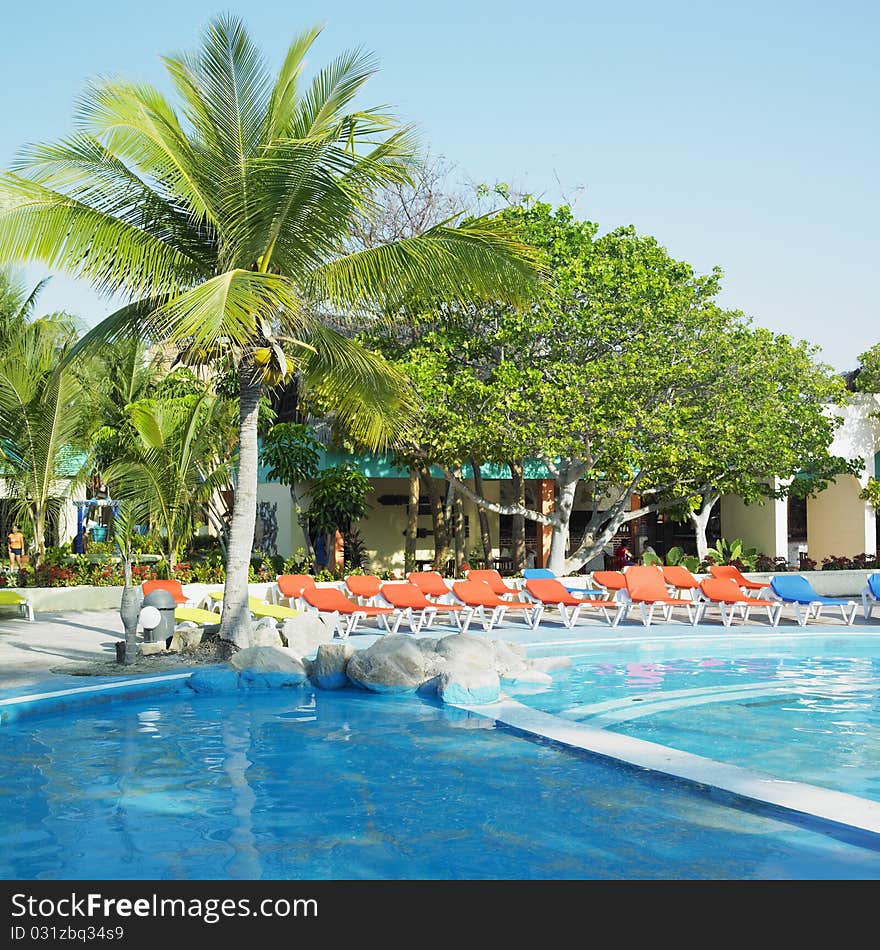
xmin=860 ymin=573 xmax=880 ymax=621
xmin=769 ymin=575 xmax=858 ymax=626
xmin=522 ymin=567 xmax=609 ymax=600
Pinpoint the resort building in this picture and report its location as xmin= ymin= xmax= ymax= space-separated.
xmin=254 ymin=394 xmax=880 ymax=573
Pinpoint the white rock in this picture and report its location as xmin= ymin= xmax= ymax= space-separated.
xmin=280 ymin=612 xmax=336 ymax=659
xmin=346 ymin=635 xmax=443 ymax=692
xmin=251 ymin=626 xmax=284 ymax=648
xmin=437 ymin=663 xmax=501 ymax=705
xmin=230 ymin=646 xmax=306 ymax=674
xmin=310 ymin=642 xmax=354 ymax=689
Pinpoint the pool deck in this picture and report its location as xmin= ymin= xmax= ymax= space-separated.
xmin=2 ymin=602 xmax=878 ymax=690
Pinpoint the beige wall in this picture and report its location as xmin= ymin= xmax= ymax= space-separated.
xmin=806 ymin=474 xmax=876 ymax=562
xmin=720 ymin=492 xmax=788 ymax=559
xmin=255 ymin=482 xmax=297 ymax=559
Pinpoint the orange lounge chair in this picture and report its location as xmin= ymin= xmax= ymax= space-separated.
xmin=407 ymin=570 xmax=454 ymax=603
xmin=590 ymin=571 xmax=628 ymax=593
xmin=379 ymin=583 xmax=473 ymax=633
xmin=661 ymin=565 xmax=701 ymax=600
xmin=708 ymin=565 xmax=768 ymax=597
xmin=465 ymin=568 xmax=522 ymax=599
xmin=524 ymin=578 xmax=624 ymax=628
xmin=451 ymin=579 xmax=544 ymax=632
xmin=141 ymin=579 xmax=194 ymax=606
xmin=301 ymin=585 xmax=398 ymax=638
xmin=344 ymin=574 xmax=383 ymax=605
xmin=273 ymin=573 xmax=316 ymax=609
xmin=622 ymin=566 xmax=702 ymax=626
xmin=698 ymin=577 xmax=782 ymax=627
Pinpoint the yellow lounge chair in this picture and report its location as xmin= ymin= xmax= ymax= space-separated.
xmin=0 ymin=590 xmax=34 ymax=622
xmin=248 ymin=598 xmax=301 ymax=623
xmin=174 ymin=606 xmax=223 ymax=628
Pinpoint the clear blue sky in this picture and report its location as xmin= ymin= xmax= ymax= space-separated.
xmin=2 ymin=0 xmax=877 ymax=369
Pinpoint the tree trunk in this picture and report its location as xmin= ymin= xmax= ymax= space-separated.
xmin=452 ymin=467 xmax=465 ymax=575
xmin=420 ymin=466 xmax=450 ymax=573
xmin=510 ymin=462 xmax=526 ymax=573
xmin=471 ymin=459 xmax=492 ymax=567
xmin=289 ymin=482 xmax=313 ymax=560
xmin=688 ymin=492 xmax=720 ymax=563
xmin=547 ymin=476 xmax=578 ymax=575
xmin=219 ymin=367 xmax=261 ymax=649
xmin=404 ymin=466 xmax=419 ymax=574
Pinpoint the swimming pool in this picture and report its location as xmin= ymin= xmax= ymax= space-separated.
xmin=522 ymin=634 xmax=880 ymax=802
xmin=1 ymin=675 xmax=880 ymax=880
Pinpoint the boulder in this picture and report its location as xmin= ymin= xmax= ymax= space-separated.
xmin=437 ymin=664 xmax=501 ymax=705
xmin=137 ymin=641 xmax=168 ymax=657
xmin=229 ymin=645 xmax=307 ymax=675
xmin=310 ymin=642 xmax=354 ymax=689
xmin=491 ymin=639 xmax=532 ymax=677
xmin=346 ymin=635 xmax=443 ymax=693
xmin=280 ymin=612 xmax=336 ymax=659
xmin=434 ymin=632 xmax=497 ymax=667
xmin=187 ymin=669 xmax=240 ymax=693
xmin=501 ymin=668 xmax=553 ymax=691
xmin=169 ymin=627 xmax=204 ymax=653
xmin=239 ymin=669 xmax=307 ymax=689
xmin=250 ymin=626 xmax=285 ymax=648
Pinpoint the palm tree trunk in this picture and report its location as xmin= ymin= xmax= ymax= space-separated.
xmin=419 ymin=465 xmax=450 ymax=573
xmin=219 ymin=367 xmax=261 ymax=649
xmin=471 ymin=458 xmax=492 ymax=567
xmin=404 ymin=466 xmax=419 ymax=574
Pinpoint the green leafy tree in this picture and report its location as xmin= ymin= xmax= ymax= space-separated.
xmin=851 ymin=343 xmax=880 ymax=393
xmin=259 ymin=422 xmax=321 ymax=557
xmin=106 ymin=393 xmax=236 ymax=570
xmin=0 ymin=15 xmax=539 ymax=646
xmin=0 ymin=316 xmax=89 ymax=565
xmin=306 ymin=464 xmax=372 ymax=568
xmin=376 ymin=202 xmax=851 ymax=573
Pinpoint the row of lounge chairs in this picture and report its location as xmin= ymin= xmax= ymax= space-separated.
xmin=140 ymin=565 xmax=880 ymax=638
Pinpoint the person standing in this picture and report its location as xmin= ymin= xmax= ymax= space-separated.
xmin=7 ymin=524 xmax=25 ymax=571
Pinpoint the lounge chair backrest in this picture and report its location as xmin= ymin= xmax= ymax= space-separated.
xmin=345 ymin=574 xmax=382 ymax=598
xmin=277 ymin=574 xmax=315 ymax=598
xmin=380 ymin=583 xmax=429 ymax=609
xmin=466 ymin=569 xmax=515 ymax=594
xmin=142 ymin=579 xmax=187 ymax=603
xmin=452 ymin=579 xmax=502 ymax=608
xmin=302 ymin=586 xmax=357 ymax=611
xmin=592 ymin=571 xmax=628 ymax=590
xmin=868 ymin=573 xmax=880 ymax=600
xmin=523 ymin=568 xmax=555 ymax=580
xmin=624 ymin=566 xmax=670 ymax=601
xmin=525 ymin=578 xmax=572 ymax=603
xmin=662 ymin=565 xmax=699 ymax=589
xmin=708 ymin=565 xmax=749 ymax=584
xmin=770 ymin=575 xmax=819 ymax=603
xmin=700 ymin=577 xmax=748 ymax=604
xmin=407 ymin=571 xmax=451 ymax=597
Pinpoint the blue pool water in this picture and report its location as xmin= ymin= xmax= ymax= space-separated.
xmin=1 ymin=680 xmax=880 ymax=879
xmin=523 ymin=635 xmax=880 ymax=802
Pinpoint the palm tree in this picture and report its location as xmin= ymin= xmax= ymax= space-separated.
xmin=107 ymin=393 xmax=236 ymax=571
xmin=0 ymin=15 xmax=541 ymax=647
xmin=0 ymin=318 xmax=89 ymax=564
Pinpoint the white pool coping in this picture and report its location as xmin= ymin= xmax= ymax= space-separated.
xmin=452 ymin=696 xmax=880 ymax=841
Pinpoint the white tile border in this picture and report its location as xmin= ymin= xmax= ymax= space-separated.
xmin=454 ymin=697 xmax=880 ymax=841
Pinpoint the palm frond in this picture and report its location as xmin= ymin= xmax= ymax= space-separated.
xmin=307 ymin=213 xmax=545 ymax=315
xmin=0 ymin=173 xmax=201 ymax=299
xmin=265 ymin=25 xmax=325 ymax=142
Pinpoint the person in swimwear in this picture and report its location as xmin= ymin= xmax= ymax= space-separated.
xmin=7 ymin=525 xmax=25 ymax=570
